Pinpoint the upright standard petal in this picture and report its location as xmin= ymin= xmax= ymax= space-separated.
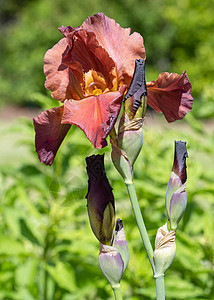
xmin=61 ymin=29 xmax=116 ymax=89
xmin=44 ymin=38 xmax=84 ymax=101
xmin=81 ymin=13 xmax=146 ymax=85
xmin=33 ymin=106 xmax=70 ymax=165
xmin=62 ymin=86 xmax=126 ymax=148
xmin=147 ymin=71 xmax=193 ymax=122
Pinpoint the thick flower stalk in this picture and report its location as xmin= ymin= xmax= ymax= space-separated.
xmin=33 ymin=13 xmax=193 ymax=166
xmin=85 ymin=154 xmax=115 ymax=245
xmin=165 ymin=141 xmax=188 ymax=230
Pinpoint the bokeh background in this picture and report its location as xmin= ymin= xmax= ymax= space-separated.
xmin=0 ymin=0 xmax=213 ymax=299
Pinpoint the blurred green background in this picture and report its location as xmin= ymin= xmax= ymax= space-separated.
xmin=0 ymin=0 xmax=213 ymax=299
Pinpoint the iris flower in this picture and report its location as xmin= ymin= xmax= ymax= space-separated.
xmin=33 ymin=13 xmax=193 ymax=165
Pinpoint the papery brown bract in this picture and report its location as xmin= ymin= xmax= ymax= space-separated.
xmin=153 ymin=223 xmax=176 ymax=277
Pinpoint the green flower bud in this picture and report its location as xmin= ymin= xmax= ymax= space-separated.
xmin=111 ymin=139 xmax=133 ymax=184
xmin=86 ymin=154 xmax=115 ymax=245
xmin=165 ymin=141 xmax=188 ymax=230
xmin=153 ymin=223 xmax=176 ymax=278
xmin=117 ymin=113 xmax=144 ymax=167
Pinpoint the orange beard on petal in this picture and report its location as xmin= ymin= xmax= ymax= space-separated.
xmin=84 ymin=70 xmax=108 ymax=96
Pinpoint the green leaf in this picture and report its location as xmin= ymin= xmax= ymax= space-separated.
xmin=46 ymin=262 xmax=76 ymax=292
xmin=0 ymin=235 xmax=26 ymax=255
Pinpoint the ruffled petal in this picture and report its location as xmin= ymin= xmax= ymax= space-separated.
xmin=147 ymin=71 xmax=193 ymax=122
xmin=62 ymin=85 xmax=126 ymax=148
xmin=81 ymin=13 xmax=146 ymax=85
xmin=44 ymin=38 xmax=84 ymax=101
xmin=61 ymin=28 xmax=116 ymax=90
xmin=33 ymin=106 xmax=71 ymax=165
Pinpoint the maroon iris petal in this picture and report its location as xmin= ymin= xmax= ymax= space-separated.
xmin=62 ymin=86 xmax=126 ymax=148
xmin=33 ymin=106 xmax=70 ymax=166
xmin=81 ymin=13 xmax=146 ymax=86
xmin=147 ymin=71 xmax=193 ymax=122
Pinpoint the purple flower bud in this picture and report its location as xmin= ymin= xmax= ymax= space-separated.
xmin=173 ymin=141 xmax=188 ymax=184
xmin=86 ymin=154 xmax=115 ymax=245
xmin=99 ymin=244 xmax=124 ymax=289
xmin=165 ymin=141 xmax=188 ymax=230
xmin=99 ymin=219 xmax=129 ymax=288
xmin=112 ymin=219 xmax=129 ymax=273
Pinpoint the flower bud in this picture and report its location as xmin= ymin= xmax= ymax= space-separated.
xmin=124 ymin=59 xmax=147 ymax=120
xmin=86 ymin=154 xmax=115 ymax=245
xmin=111 ymin=138 xmax=133 ymax=184
xmin=110 ymin=60 xmax=147 ymax=181
xmin=99 ymin=219 xmax=129 ymax=288
xmin=153 ymin=223 xmax=176 ymax=278
xmin=99 ymin=244 xmax=124 ymax=289
xmin=117 ymin=113 xmax=144 ymax=167
xmin=165 ymin=141 xmax=188 ymax=230
xmin=112 ymin=219 xmax=129 ymax=272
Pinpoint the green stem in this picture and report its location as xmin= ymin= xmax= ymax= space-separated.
xmin=43 ymin=234 xmax=49 ymax=300
xmin=155 ymin=275 xmax=165 ymax=300
xmin=126 ymin=182 xmax=153 ymax=266
xmin=112 ymin=286 xmax=123 ymax=300
xmin=43 ymin=268 xmax=48 ymax=300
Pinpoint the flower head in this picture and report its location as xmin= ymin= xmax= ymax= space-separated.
xmin=33 ymin=13 xmax=193 ymax=166
xmin=86 ymin=154 xmax=115 ymax=245
xmin=33 ymin=13 xmax=145 ymax=165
